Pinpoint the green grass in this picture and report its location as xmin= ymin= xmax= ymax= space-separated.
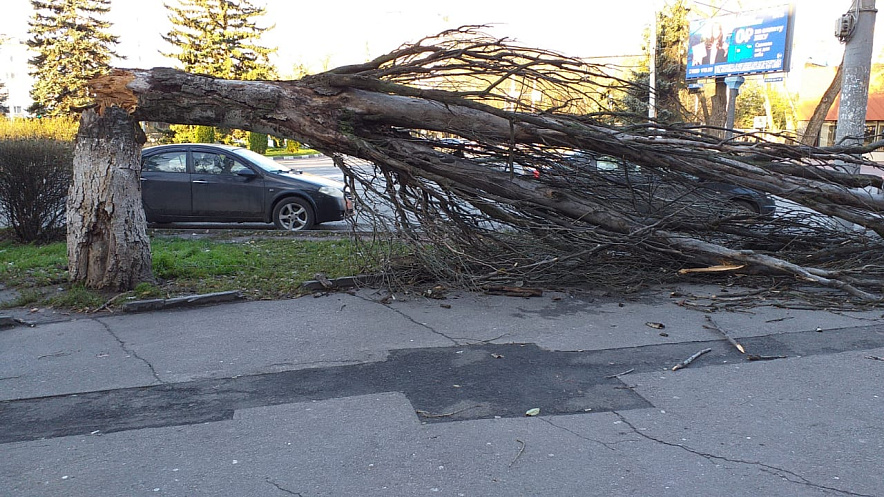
xmin=0 ymin=241 xmax=69 ymax=287
xmin=150 ymin=237 xmax=365 ymax=298
xmin=0 ymin=234 xmax=379 ymax=312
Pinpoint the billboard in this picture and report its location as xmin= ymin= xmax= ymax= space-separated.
xmin=686 ymin=5 xmax=794 ymax=80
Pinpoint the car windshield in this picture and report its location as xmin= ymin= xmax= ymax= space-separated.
xmin=235 ymin=148 xmax=291 ymax=174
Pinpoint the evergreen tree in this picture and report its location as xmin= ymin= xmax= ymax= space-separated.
xmin=27 ymin=0 xmax=119 ymax=116
xmin=162 ymin=0 xmax=277 ymax=80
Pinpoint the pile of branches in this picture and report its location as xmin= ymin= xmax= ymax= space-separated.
xmin=100 ymin=26 xmax=884 ymax=301
xmin=316 ymin=28 xmax=884 ymax=301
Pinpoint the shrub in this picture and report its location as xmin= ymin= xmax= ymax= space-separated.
xmin=286 ymin=139 xmax=300 ymax=153
xmin=248 ymin=131 xmax=268 ymax=154
xmin=195 ymin=125 xmax=216 ymax=143
xmin=0 ymin=116 xmax=78 ymax=141
xmin=0 ymin=138 xmax=74 ymax=242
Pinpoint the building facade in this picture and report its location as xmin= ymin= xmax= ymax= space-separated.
xmin=0 ymin=36 xmax=34 ymax=119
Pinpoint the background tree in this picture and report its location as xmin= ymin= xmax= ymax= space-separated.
xmin=617 ymin=0 xmax=690 ymax=123
xmin=162 ymin=0 xmax=276 ymax=80
xmin=27 ymin=0 xmax=119 ymax=116
xmin=801 ymin=62 xmax=842 ymax=145
xmin=733 ymin=80 xmax=795 ymax=131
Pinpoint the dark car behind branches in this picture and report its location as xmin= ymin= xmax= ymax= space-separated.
xmin=564 ymin=153 xmax=777 ymax=217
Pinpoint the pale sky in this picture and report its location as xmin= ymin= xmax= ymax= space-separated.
xmin=0 ymin=0 xmax=875 ymax=75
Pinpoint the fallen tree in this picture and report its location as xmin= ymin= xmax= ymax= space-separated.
xmin=82 ymin=27 xmax=884 ymax=301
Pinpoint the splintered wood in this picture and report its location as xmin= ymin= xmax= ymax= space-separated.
xmin=88 ymin=69 xmax=139 ymax=114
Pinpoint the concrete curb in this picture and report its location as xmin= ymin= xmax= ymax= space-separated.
xmin=0 ymin=315 xmax=21 ymax=328
xmin=272 ymin=154 xmax=324 ymax=160
xmin=122 ymin=290 xmax=244 ymax=313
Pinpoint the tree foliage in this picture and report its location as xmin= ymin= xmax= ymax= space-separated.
xmin=162 ymin=0 xmax=277 ymax=80
xmin=617 ymin=0 xmax=690 ymax=123
xmin=27 ymin=0 xmax=119 ymax=116
xmin=733 ymin=80 xmax=795 ymax=131
xmin=248 ymin=131 xmax=267 ymax=153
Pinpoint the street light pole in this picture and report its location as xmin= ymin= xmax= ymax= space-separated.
xmin=724 ymin=76 xmax=745 ymax=140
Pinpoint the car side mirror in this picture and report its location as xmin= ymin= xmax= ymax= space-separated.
xmin=237 ymin=168 xmax=258 ymax=178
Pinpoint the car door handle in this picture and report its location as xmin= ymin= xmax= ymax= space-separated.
xmin=192 ymin=180 xmax=209 ymax=184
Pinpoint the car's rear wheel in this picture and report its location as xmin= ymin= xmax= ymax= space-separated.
xmin=273 ymin=198 xmax=315 ymax=231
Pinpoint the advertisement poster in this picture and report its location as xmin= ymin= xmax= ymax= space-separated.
xmin=686 ymin=5 xmax=794 ymax=80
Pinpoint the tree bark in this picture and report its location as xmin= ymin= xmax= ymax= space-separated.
xmin=800 ymin=62 xmax=843 ymax=146
xmin=67 ymin=106 xmax=152 ymax=290
xmin=709 ymin=79 xmax=728 ymax=137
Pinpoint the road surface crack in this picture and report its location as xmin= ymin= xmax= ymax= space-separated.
xmin=538 ymin=417 xmax=631 ymax=451
xmin=612 ymin=411 xmax=874 ymax=497
xmin=356 ymin=294 xmax=459 ymax=344
xmin=265 ymin=478 xmax=302 ymax=496
xmin=94 ymin=317 xmax=166 ymax=384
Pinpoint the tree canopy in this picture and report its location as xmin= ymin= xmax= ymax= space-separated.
xmin=27 ymin=0 xmax=119 ymax=116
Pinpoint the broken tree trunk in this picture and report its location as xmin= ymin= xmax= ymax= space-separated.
xmin=68 ymin=106 xmax=152 ymax=290
xmin=83 ymin=28 xmax=884 ymax=301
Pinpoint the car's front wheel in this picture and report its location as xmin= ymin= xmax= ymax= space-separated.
xmin=273 ymin=198 xmax=315 ymax=231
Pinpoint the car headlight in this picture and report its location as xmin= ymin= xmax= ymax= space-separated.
xmin=319 ymin=186 xmax=344 ymax=198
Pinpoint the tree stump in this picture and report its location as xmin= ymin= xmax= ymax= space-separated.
xmin=67 ymin=106 xmax=152 ymax=290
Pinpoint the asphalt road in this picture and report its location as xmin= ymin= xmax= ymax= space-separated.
xmin=2 ymin=284 xmax=884 ymax=496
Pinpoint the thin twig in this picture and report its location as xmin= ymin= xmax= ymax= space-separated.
xmin=509 ymin=439 xmax=526 ymax=467
xmin=746 ymin=354 xmax=788 ymax=361
xmin=415 ymin=404 xmax=480 ymax=418
xmin=672 ymin=348 xmax=712 ymax=371
xmin=764 ymin=316 xmax=794 ymax=323
xmin=703 ymin=315 xmax=745 ymax=353
xmin=605 ymin=368 xmax=635 ymax=379
xmin=90 ymin=292 xmax=127 ymax=313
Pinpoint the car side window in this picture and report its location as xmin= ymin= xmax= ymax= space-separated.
xmin=143 ymin=151 xmax=187 ymax=173
xmin=193 ymin=152 xmax=250 ymax=175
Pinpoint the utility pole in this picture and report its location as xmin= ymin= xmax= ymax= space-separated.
xmin=648 ymin=5 xmax=658 ymax=120
xmin=834 ymin=0 xmax=877 ymax=160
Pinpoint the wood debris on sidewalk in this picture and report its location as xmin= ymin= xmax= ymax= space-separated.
xmin=703 ymin=315 xmax=745 ymax=353
xmin=672 ymin=348 xmax=712 ymax=371
xmin=483 ymin=285 xmax=543 ymax=297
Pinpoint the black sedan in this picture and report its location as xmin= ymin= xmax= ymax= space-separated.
xmin=140 ymin=144 xmax=352 ymax=230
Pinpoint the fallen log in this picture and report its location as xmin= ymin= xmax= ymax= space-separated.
xmin=83 ymin=27 xmax=884 ymax=301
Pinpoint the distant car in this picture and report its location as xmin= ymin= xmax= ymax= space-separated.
xmin=140 ymin=144 xmax=352 ymax=230
xmin=562 ymin=152 xmax=776 ymax=217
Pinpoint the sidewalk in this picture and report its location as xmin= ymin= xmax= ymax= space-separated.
xmin=2 ymin=284 xmax=883 ymax=496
